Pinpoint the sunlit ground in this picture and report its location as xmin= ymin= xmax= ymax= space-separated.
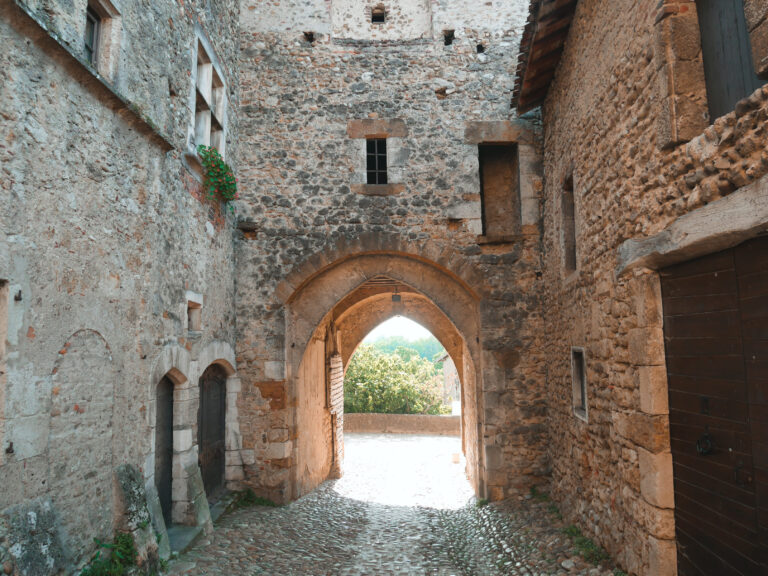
xmin=333 ymin=433 xmax=474 ymax=510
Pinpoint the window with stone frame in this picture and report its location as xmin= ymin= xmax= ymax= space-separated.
xmin=194 ymin=40 xmax=228 ymax=159
xmin=478 ymin=144 xmax=520 ymax=238
xmin=697 ymin=0 xmax=763 ymax=121
xmin=571 ymin=347 xmax=587 ymax=421
xmin=366 ymin=138 xmax=388 ymax=184
xmin=562 ymin=173 xmax=577 ymax=273
xmin=82 ymin=0 xmax=121 ymax=79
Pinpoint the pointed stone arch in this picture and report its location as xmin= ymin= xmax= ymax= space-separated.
xmin=282 ymin=249 xmax=485 ymax=500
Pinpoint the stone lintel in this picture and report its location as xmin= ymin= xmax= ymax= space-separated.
xmin=347 ymin=118 xmax=408 ymax=138
xmin=464 ymin=120 xmax=537 ymax=145
xmin=617 ymin=173 xmax=768 ymax=275
xmin=351 ymin=183 xmax=405 ymax=196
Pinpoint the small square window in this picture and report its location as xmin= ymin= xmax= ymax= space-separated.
xmin=571 ymin=348 xmax=587 ymax=421
xmin=444 ymin=30 xmax=455 ymax=46
xmin=366 ymin=138 xmax=387 ymax=185
xmin=372 ymin=5 xmax=386 ymax=23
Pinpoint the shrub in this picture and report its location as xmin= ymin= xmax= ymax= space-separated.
xmin=197 ymin=145 xmax=238 ymax=211
xmin=343 ymin=345 xmax=449 ymax=415
xmin=79 ymin=532 xmax=137 ymax=576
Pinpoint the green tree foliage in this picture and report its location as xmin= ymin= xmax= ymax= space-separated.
xmin=368 ymin=335 xmax=445 ymax=361
xmin=344 ymin=345 xmax=450 ymax=415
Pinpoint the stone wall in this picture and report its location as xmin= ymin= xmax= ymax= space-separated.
xmin=0 ymin=0 xmax=241 ymax=571
xmin=345 ymin=413 xmax=461 ymax=435
xmin=538 ymin=0 xmax=768 ymax=573
xmin=236 ymin=0 xmax=547 ymax=504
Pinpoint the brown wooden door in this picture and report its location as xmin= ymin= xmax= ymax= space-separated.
xmin=661 ymin=236 xmax=768 ymax=575
xmin=198 ymin=365 xmax=227 ymax=500
xmin=155 ymin=376 xmax=174 ymax=526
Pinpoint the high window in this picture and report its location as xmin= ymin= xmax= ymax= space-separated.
xmin=366 ymin=138 xmax=388 ymax=185
xmin=372 ymin=5 xmax=386 ymax=24
xmin=478 ymin=144 xmax=520 ymax=238
xmin=195 ymin=41 xmax=227 ymax=158
xmin=697 ymin=0 xmax=762 ymax=120
xmin=571 ymin=348 xmax=587 ymax=421
xmin=84 ymin=6 xmax=101 ymax=64
xmin=562 ymin=174 xmax=577 ymax=273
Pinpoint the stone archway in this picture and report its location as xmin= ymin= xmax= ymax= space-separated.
xmin=284 ymin=252 xmax=484 ymax=500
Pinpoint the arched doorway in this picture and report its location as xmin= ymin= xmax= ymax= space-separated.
xmin=285 ymin=255 xmax=483 ymax=500
xmin=198 ymin=364 xmax=227 ymax=500
xmin=155 ymin=375 xmax=174 ymax=526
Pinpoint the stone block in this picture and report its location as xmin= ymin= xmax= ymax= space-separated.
xmin=639 ymin=366 xmax=670 ymax=415
xmin=632 ymin=273 xmax=663 ymax=328
xmin=639 ymin=449 xmax=675 ymax=508
xmin=346 ymin=118 xmax=408 ymax=139
xmin=185 ymin=463 xmax=212 ymax=533
xmin=7 ymin=414 xmax=49 ymax=459
xmin=649 ymin=536 xmax=678 ymax=576
xmin=744 ymin=0 xmax=768 ymax=30
xmin=174 ymin=428 xmax=193 ymax=453
xmin=3 ymin=499 xmax=67 ymax=575
xmin=266 ymin=440 xmax=292 ymax=459
xmin=264 ymin=361 xmax=285 ymax=381
xmin=629 ymin=327 xmax=666 ymax=366
xmin=614 ymin=412 xmax=670 ymax=453
xmin=751 ymin=18 xmax=768 ymax=77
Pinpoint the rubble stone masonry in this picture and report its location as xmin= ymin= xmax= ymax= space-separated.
xmin=539 ymin=0 xmax=768 ymax=573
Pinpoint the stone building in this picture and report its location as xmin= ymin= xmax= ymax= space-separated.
xmin=3 ymin=0 xmax=768 ymax=573
xmin=514 ymin=0 xmax=768 ymax=574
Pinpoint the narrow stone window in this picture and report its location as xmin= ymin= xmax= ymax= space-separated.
xmin=187 ymin=302 xmax=202 ymax=332
xmin=366 ymin=138 xmax=388 ymax=185
xmin=303 ymin=31 xmax=315 ymax=43
xmin=186 ymin=292 xmax=203 ymax=333
xmin=82 ymin=1 xmax=121 ymax=78
xmin=562 ymin=174 xmax=577 ymax=272
xmin=194 ymin=40 xmax=228 ymax=158
xmin=372 ymin=5 xmax=386 ymax=24
xmin=476 ymin=43 xmax=485 ymax=54
xmin=84 ymin=6 xmax=101 ymax=64
xmin=697 ymin=0 xmax=762 ymax=121
xmin=444 ymin=30 xmax=455 ymax=46
xmin=571 ymin=347 xmax=587 ymax=421
xmin=478 ymin=144 xmax=520 ymax=238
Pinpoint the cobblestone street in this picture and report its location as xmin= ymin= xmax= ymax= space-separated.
xmin=168 ymin=435 xmax=618 ymax=576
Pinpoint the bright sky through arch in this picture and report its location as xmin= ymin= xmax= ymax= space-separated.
xmin=363 ymin=316 xmax=432 ymax=342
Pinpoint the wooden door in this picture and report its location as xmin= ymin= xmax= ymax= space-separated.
xmin=198 ymin=365 xmax=227 ymax=500
xmin=697 ymin=0 xmax=762 ymax=121
xmin=661 ymin=236 xmax=768 ymax=575
xmin=155 ymin=376 xmax=174 ymax=525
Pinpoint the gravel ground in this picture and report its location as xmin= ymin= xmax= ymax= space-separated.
xmin=166 ymin=434 xmax=620 ymax=576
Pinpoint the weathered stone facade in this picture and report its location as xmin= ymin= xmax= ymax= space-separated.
xmin=0 ymin=0 xmax=242 ymax=572
xmin=11 ymin=0 xmax=768 ymax=573
xmin=515 ymin=0 xmax=768 ymax=574
xmin=234 ymin=0 xmax=547 ymax=506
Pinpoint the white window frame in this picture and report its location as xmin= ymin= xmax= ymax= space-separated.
xmin=188 ymin=30 xmax=229 ymax=162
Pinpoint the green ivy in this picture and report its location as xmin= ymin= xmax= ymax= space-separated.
xmin=79 ymin=532 xmax=137 ymax=576
xmin=197 ymin=145 xmax=238 ymax=211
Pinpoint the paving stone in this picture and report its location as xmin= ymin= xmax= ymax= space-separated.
xmin=167 ymin=435 xmax=619 ymax=575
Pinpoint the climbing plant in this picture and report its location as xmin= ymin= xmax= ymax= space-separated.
xmin=197 ymin=145 xmax=238 ymax=211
